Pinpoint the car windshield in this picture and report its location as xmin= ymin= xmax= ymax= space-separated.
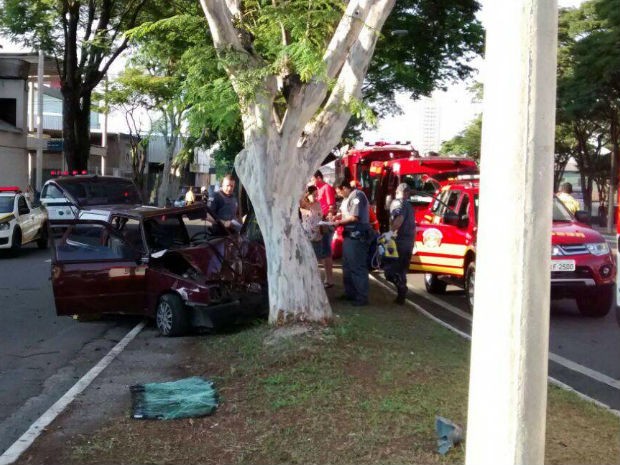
xmin=0 ymin=197 xmax=13 ymax=214
xmin=60 ymin=178 xmax=141 ymax=206
xmin=553 ymin=196 xmax=574 ymax=222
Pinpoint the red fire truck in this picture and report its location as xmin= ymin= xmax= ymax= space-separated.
xmin=368 ymin=155 xmax=478 ymax=229
xmin=414 ymin=178 xmax=615 ymax=316
xmin=334 ymin=141 xmax=416 ymax=197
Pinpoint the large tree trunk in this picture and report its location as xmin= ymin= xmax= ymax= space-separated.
xmin=235 ymin=134 xmax=331 ymax=325
xmin=200 ymin=0 xmax=395 ymax=325
xmin=61 ymin=87 xmax=91 ymax=172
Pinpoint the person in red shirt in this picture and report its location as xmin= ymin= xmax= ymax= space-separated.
xmin=311 ymin=170 xmax=336 ymax=288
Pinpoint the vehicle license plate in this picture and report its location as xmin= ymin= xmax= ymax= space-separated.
xmin=551 ymin=260 xmax=575 ymax=272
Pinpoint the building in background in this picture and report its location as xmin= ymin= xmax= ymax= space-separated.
xmin=0 ymin=52 xmax=213 ymax=204
xmin=419 ymin=97 xmax=440 ymax=154
xmin=0 ymin=57 xmax=29 ymax=187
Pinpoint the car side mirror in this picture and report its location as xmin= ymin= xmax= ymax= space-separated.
xmin=443 ymin=210 xmax=460 ymax=226
xmin=574 ymin=210 xmax=591 ymax=225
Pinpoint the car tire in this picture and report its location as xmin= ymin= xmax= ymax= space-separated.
xmin=156 ymin=294 xmax=189 ymax=337
xmin=36 ymin=224 xmax=48 ymax=249
xmin=465 ymin=261 xmax=476 ymax=313
xmin=10 ymin=228 xmax=21 ymax=255
xmin=424 ymin=273 xmax=447 ymax=294
xmin=576 ymin=284 xmax=613 ymax=318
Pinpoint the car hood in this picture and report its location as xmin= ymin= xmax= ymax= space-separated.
xmin=551 ymin=221 xmax=604 ymax=244
xmin=165 ymin=238 xmax=239 ymax=282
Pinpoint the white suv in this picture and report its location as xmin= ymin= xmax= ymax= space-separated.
xmin=40 ymin=175 xmax=142 ymax=221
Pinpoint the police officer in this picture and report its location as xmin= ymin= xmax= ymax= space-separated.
xmin=334 ymin=181 xmax=372 ymax=306
xmin=384 ymin=183 xmax=415 ymax=304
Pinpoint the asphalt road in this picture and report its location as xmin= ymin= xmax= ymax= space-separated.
xmin=401 ymin=272 xmax=620 ymax=412
xmin=0 ymin=245 xmax=141 ymax=455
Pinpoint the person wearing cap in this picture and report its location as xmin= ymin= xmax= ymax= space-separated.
xmin=385 ymin=183 xmax=415 ymax=304
xmin=333 ymin=181 xmax=372 ymax=306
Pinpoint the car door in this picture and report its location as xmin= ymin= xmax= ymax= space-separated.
xmin=16 ymin=195 xmax=35 ymax=242
xmin=50 ymin=221 xmax=148 ymax=316
xmin=412 ymin=189 xmax=471 ymax=276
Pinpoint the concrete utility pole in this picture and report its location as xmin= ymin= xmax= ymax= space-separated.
xmin=36 ymin=50 xmax=44 ymax=191
xmin=465 ymin=1 xmax=558 ymax=465
xmin=101 ymin=74 xmax=108 ymax=176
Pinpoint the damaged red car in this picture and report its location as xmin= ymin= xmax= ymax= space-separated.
xmin=50 ymin=204 xmax=268 ymax=336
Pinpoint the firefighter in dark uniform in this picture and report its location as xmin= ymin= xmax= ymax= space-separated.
xmin=334 ymin=181 xmax=372 ymax=306
xmin=385 ymin=183 xmax=416 ymax=304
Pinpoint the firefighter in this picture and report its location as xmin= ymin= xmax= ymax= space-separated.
xmin=334 ymin=181 xmax=372 ymax=306
xmin=384 ymin=183 xmax=415 ymax=304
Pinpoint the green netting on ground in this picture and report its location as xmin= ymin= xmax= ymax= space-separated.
xmin=130 ymin=376 xmax=219 ymax=420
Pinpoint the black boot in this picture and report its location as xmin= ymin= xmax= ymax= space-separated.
xmin=394 ymin=286 xmax=407 ymax=305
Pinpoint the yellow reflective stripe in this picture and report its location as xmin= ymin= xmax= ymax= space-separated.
xmin=410 ymin=264 xmax=464 ymax=276
xmin=552 ymin=231 xmax=585 ymax=238
xmin=412 ymin=255 xmax=464 ymax=267
xmin=414 ymin=241 xmax=468 ymax=256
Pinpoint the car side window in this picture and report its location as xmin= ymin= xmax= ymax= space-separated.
xmin=55 ymin=224 xmax=134 ymax=261
xmin=458 ymin=194 xmax=470 ymax=218
xmin=110 ymin=216 xmax=145 ymax=254
xmin=42 ymin=184 xmax=64 ymax=199
xmin=17 ymin=197 xmax=29 ymax=214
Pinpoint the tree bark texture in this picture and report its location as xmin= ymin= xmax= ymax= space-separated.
xmin=201 ymin=0 xmax=395 ymax=323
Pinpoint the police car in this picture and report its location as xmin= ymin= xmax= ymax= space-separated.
xmin=0 ymin=187 xmax=49 ymax=252
xmin=40 ymin=174 xmax=142 ymax=222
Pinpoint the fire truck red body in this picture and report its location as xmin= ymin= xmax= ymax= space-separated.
xmin=368 ymin=156 xmax=478 ymax=229
xmin=414 ymin=178 xmax=615 ymax=316
xmin=334 ymin=142 xmax=416 ymax=198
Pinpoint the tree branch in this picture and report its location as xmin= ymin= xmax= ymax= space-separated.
xmin=303 ymin=0 xmax=396 ymax=161
xmin=280 ymin=0 xmax=373 ymax=139
xmin=199 ymin=0 xmax=244 ymax=53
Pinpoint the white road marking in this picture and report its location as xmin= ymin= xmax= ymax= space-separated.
xmin=0 ymin=321 xmax=146 ymax=465
xmin=408 ymin=280 xmax=620 ymax=391
xmin=370 ymin=274 xmax=620 ymax=417
xmin=549 ymin=352 xmax=620 ymax=390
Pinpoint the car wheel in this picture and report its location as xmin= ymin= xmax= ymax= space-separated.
xmin=465 ymin=261 xmax=476 ymax=313
xmin=10 ymin=228 xmax=22 ymax=255
xmin=37 ymin=224 xmax=48 ymax=249
xmin=576 ymin=284 xmax=613 ymax=318
xmin=424 ymin=273 xmax=447 ymax=294
xmin=156 ymin=294 xmax=189 ymax=336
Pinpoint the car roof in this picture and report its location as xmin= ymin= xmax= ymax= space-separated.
xmin=82 ymin=203 xmax=214 ymax=221
xmin=45 ymin=175 xmax=136 ymax=186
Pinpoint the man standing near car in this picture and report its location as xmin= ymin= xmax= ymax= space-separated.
xmin=334 ymin=181 xmax=372 ymax=306
xmin=208 ymin=174 xmax=240 ymax=230
xmin=384 ymin=183 xmax=415 ymax=304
